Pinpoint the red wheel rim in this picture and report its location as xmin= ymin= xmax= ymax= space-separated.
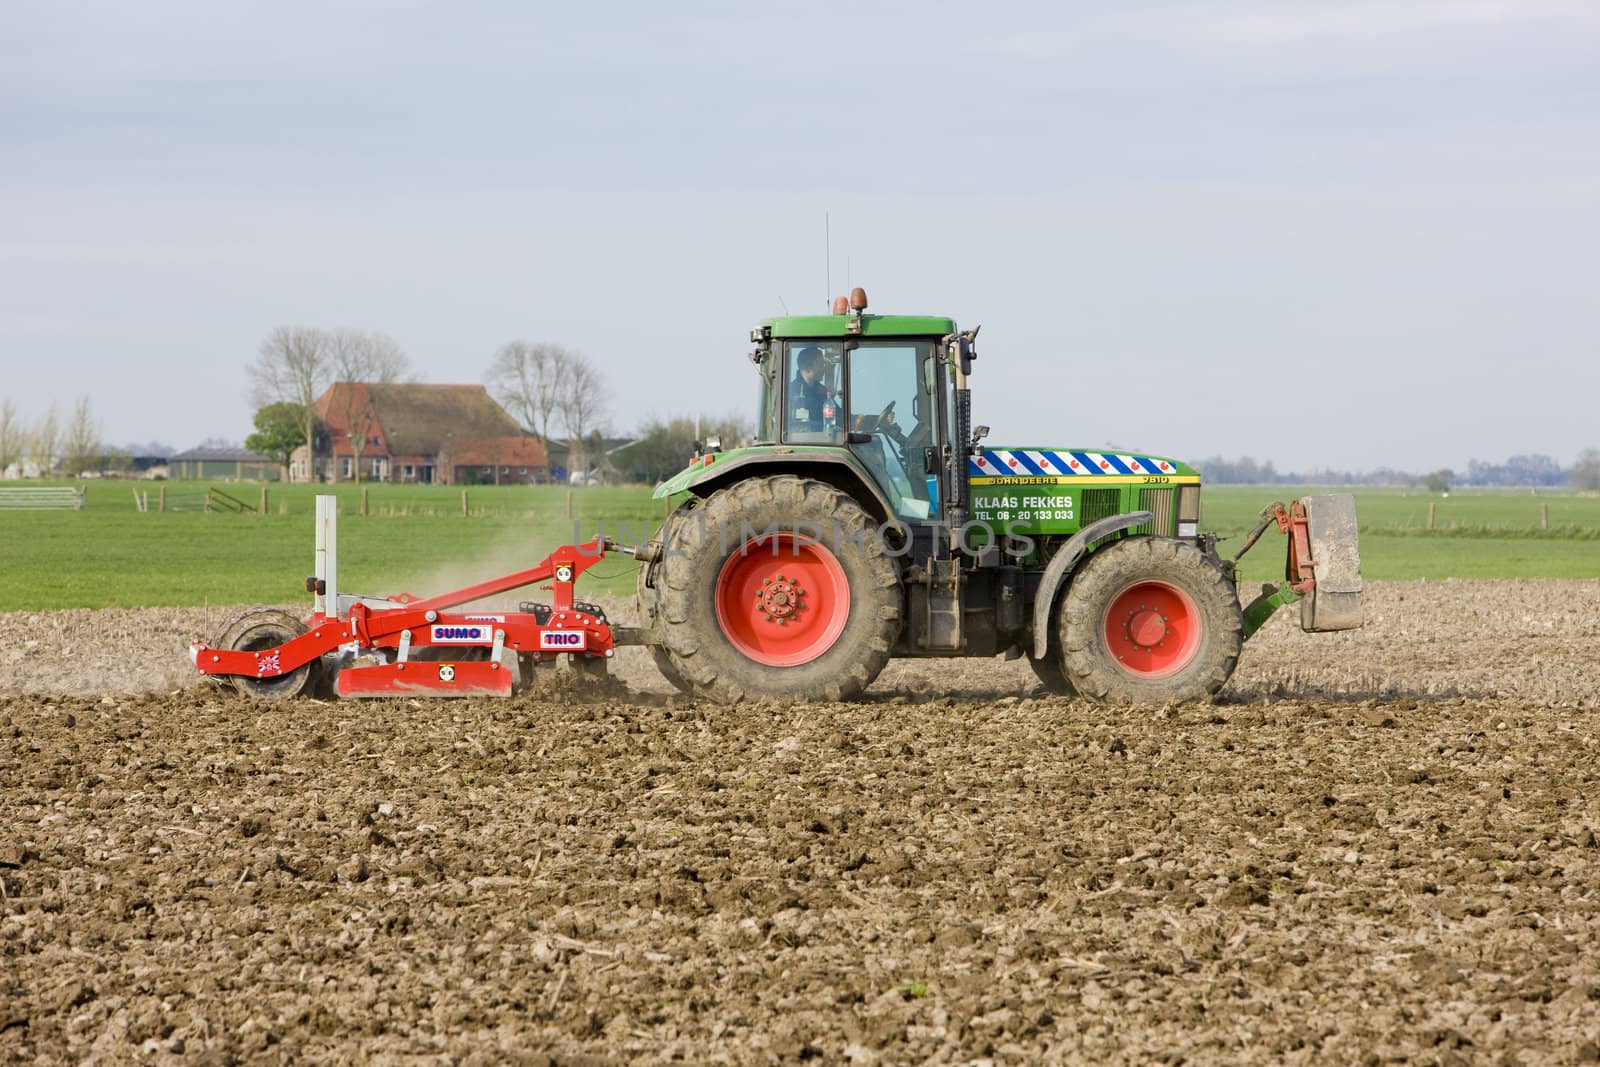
xmin=714 ymin=534 xmax=850 ymax=667
xmin=1102 ymin=580 xmax=1201 ymax=678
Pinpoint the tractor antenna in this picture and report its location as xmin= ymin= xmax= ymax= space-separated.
xmin=825 ymin=211 xmax=831 ymax=310
xmin=778 ymin=296 xmax=790 ymax=315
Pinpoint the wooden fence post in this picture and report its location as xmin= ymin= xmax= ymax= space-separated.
xmin=159 ymin=485 xmax=166 ymax=513
xmin=260 ymin=486 xmax=267 ymax=515
xmin=205 ymin=488 xmax=212 ymax=513
xmin=1427 ymin=502 xmax=1435 ymax=530
xmin=1541 ymin=502 xmax=1549 ymax=530
xmin=361 ymin=487 xmax=369 ymax=517
xmin=461 ymin=489 xmax=469 ymax=517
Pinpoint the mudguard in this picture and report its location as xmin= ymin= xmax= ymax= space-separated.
xmin=1030 ymin=511 xmax=1153 ymax=660
xmin=652 ymin=446 xmax=897 ymax=523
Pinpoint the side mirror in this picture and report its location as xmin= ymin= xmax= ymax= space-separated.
xmin=958 ymin=327 xmax=980 ymax=375
xmin=923 ymin=447 xmax=939 ymax=474
xmin=971 ymin=425 xmax=990 ymax=447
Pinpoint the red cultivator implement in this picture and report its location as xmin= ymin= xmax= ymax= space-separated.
xmin=191 ymin=496 xmax=632 ymax=699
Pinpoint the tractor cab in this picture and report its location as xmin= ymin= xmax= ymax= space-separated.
xmin=762 ymin=337 xmax=946 ymax=524
xmin=742 ymin=289 xmax=959 ymax=533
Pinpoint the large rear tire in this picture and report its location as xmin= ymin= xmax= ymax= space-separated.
xmin=649 ymin=476 xmax=901 ymax=703
xmin=638 ymin=511 xmax=694 ymax=695
xmin=1059 ymin=537 xmax=1241 ymax=704
xmin=212 ymin=606 xmax=320 ymax=700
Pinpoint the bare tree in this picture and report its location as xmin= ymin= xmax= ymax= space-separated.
xmin=62 ymin=396 xmax=101 ymax=477
xmin=0 ymin=398 xmax=19 ymax=476
xmin=250 ymin=326 xmax=329 ymax=481
xmin=486 ymin=341 xmax=571 ymax=479
xmin=1572 ymin=448 xmax=1600 ymax=492
xmin=28 ymin=404 xmax=59 ymax=476
xmin=327 ymin=328 xmax=413 ymax=482
xmin=557 ymin=354 xmax=607 ymax=483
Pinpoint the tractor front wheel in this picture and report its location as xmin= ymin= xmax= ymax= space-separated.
xmin=638 ymin=513 xmax=695 ymax=695
xmin=1027 ymin=607 xmax=1077 ymax=696
xmin=649 ymin=476 xmax=901 ymax=703
xmin=1059 ymin=537 xmax=1242 ymax=704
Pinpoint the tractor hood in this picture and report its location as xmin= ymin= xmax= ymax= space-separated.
xmin=968 ymin=447 xmax=1199 ymax=484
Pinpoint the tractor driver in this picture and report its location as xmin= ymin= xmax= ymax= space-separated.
xmin=788 ymin=346 xmax=835 ymax=434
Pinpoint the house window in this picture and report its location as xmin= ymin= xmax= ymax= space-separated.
xmin=341 ymin=457 xmax=353 ymax=478
xmin=403 ymin=464 xmax=414 ymax=479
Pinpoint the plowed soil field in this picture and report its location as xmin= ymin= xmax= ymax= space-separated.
xmin=4 ymin=579 xmax=1600 ymax=1064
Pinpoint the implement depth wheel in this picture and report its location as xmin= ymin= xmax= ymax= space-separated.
xmin=212 ymin=606 xmax=321 ymax=700
xmin=1059 ymin=537 xmax=1241 ymax=705
xmin=649 ymin=475 xmax=900 ymax=703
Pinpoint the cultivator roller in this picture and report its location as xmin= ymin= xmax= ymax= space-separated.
xmin=191 ymin=496 xmax=635 ymax=699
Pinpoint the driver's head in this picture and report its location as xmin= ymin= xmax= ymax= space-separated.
xmin=796 ymin=346 xmax=823 ymax=382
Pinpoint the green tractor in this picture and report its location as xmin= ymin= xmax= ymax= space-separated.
xmin=634 ymin=288 xmax=1362 ymax=704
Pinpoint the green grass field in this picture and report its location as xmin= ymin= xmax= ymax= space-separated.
xmin=1202 ymin=486 xmax=1600 ymax=583
xmin=1 ymin=481 xmax=1596 ymax=611
xmin=0 ymin=482 xmax=666 ymax=611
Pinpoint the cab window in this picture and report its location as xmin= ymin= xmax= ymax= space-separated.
xmin=847 ymin=341 xmax=939 ymax=521
xmin=782 ymin=341 xmax=844 ymax=445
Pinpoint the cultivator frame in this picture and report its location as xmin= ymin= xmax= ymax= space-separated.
xmin=191 ymin=496 xmax=631 ymax=699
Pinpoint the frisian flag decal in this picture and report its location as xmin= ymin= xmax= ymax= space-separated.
xmin=968 ymin=450 xmax=1179 ymax=478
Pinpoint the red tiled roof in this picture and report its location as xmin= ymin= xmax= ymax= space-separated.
xmin=314 ymin=382 xmax=522 ymax=457
xmin=449 ymin=436 xmax=548 ymax=467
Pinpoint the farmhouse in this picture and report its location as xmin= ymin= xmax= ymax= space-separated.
xmin=293 ymin=383 xmax=550 ymax=484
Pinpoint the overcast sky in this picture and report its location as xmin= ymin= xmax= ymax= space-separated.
xmin=5 ymin=0 xmax=1598 ymax=472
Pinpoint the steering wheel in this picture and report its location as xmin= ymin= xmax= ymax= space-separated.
xmin=857 ymin=401 xmax=912 ymax=465
xmin=859 ymin=400 xmax=897 ymax=434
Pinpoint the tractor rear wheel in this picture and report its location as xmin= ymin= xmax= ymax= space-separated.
xmin=1059 ymin=537 xmax=1242 ymax=704
xmin=649 ymin=475 xmax=901 ymax=703
xmin=212 ymin=606 xmax=321 ymax=700
xmin=638 ymin=514 xmax=694 ymax=695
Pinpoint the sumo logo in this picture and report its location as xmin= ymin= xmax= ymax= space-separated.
xmin=539 ymin=631 xmax=587 ymax=650
xmin=431 ymin=625 xmax=490 ymax=644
